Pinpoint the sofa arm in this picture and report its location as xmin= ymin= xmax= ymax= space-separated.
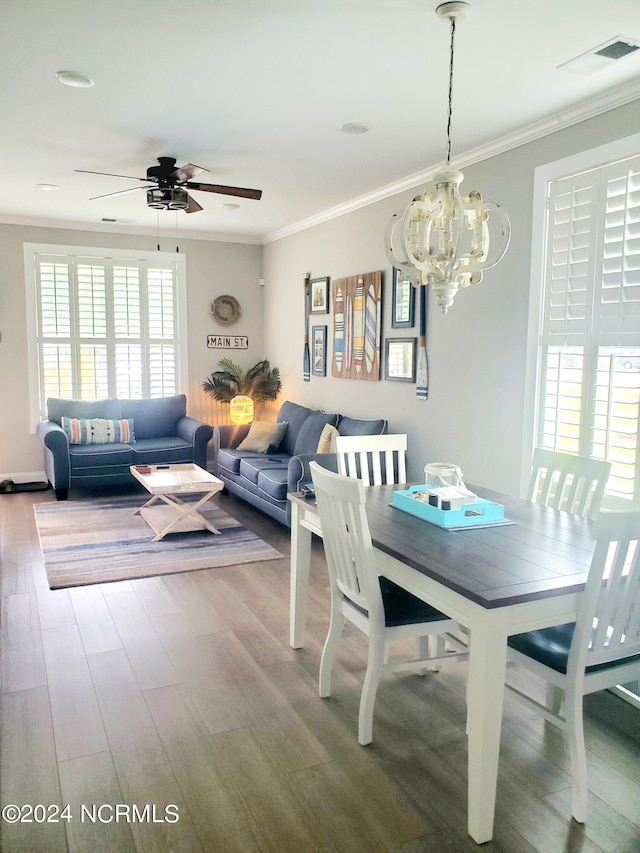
xmin=36 ymin=420 xmax=70 ymax=497
xmin=288 ymin=452 xmax=338 ymax=493
xmin=177 ymin=416 xmax=214 ymax=470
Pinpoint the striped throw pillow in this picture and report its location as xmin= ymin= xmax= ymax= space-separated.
xmin=61 ymin=417 xmax=135 ymax=445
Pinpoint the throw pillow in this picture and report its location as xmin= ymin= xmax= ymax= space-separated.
xmin=61 ymin=417 xmax=135 ymax=445
xmin=317 ymin=423 xmax=339 ymax=453
xmin=237 ymin=421 xmax=288 ymax=454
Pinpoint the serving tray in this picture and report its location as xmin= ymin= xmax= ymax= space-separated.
xmin=391 ymin=486 xmax=509 ymax=530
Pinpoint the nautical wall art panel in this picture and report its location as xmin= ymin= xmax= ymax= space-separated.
xmin=332 ymin=271 xmax=382 ymax=381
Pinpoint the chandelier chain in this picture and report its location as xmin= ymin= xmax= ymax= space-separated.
xmin=446 ymin=16 xmax=456 ymax=165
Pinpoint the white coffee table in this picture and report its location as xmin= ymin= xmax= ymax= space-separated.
xmin=130 ymin=463 xmax=225 ymax=542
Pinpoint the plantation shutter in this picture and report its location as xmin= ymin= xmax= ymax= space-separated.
xmin=35 ymin=253 xmax=179 ymax=417
xmin=538 ymin=154 xmax=640 ymax=503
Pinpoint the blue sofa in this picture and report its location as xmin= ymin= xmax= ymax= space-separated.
xmin=36 ymin=394 xmax=213 ymax=500
xmin=212 ymin=400 xmax=387 ymax=526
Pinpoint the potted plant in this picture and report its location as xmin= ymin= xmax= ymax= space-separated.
xmin=202 ymin=358 xmax=282 ymax=404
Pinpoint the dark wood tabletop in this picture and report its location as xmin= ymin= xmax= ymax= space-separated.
xmin=350 ymin=484 xmax=595 ymax=609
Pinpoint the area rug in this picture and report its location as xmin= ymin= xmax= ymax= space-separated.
xmin=34 ymin=494 xmax=284 ymax=589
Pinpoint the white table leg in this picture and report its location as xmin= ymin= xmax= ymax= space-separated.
xmin=466 ymin=610 xmax=509 ymax=844
xmin=289 ymin=501 xmax=312 ymax=649
xmin=138 ymin=491 xmax=221 ymax=541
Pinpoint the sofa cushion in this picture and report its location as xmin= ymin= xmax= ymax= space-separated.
xmin=132 ymin=437 xmax=192 ymax=464
xmin=217 ymin=448 xmax=263 ymax=475
xmin=120 ymin=394 xmax=186 ymax=440
xmin=47 ymin=397 xmax=121 ymax=426
xmin=69 ymin=443 xmax=135 ymax=469
xmin=277 ymin=401 xmax=316 ymax=456
xmin=237 ymin=421 xmax=288 ymax=453
xmin=294 ymin=411 xmax=339 ymax=456
xmin=239 ymin=455 xmax=289 ymax=485
xmin=337 ymin=415 xmax=387 ymax=436
xmin=257 ymin=466 xmax=289 ymax=501
xmin=62 ymin=417 xmax=135 ymax=445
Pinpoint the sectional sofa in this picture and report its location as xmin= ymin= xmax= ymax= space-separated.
xmin=37 ymin=394 xmax=213 ymax=500
xmin=213 ymin=400 xmax=387 ymax=526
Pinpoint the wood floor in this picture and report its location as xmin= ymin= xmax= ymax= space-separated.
xmin=1 ymin=486 xmax=639 ymax=853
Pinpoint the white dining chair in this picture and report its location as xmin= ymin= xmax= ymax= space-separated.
xmin=505 ymin=509 xmax=640 ymax=823
xmin=309 ymin=461 xmax=468 ymax=746
xmin=527 ymin=448 xmax=612 ymax=520
xmin=335 ymin=433 xmax=407 ymax=486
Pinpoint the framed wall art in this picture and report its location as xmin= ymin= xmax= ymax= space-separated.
xmin=385 ymin=337 xmax=416 ymax=382
xmin=331 ymin=271 xmax=382 ymax=381
xmin=391 ymin=269 xmax=415 ymax=328
xmin=310 ymin=276 xmax=330 ymax=314
xmin=311 ymin=325 xmax=327 ymax=376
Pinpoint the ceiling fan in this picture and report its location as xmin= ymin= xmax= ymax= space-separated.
xmin=76 ymin=156 xmax=262 ymax=214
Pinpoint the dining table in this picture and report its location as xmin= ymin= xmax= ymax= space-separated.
xmin=288 ymin=484 xmax=596 ymax=845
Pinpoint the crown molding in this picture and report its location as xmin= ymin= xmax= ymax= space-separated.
xmin=263 ymin=80 xmax=640 ymax=245
xmin=0 ymin=213 xmax=262 ymax=245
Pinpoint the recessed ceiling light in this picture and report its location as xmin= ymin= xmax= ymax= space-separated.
xmin=36 ymin=183 xmax=60 ymax=191
xmin=340 ymin=123 xmax=370 ymax=135
xmin=54 ymin=70 xmax=95 ymax=88
xmin=220 ymin=203 xmax=241 ymax=210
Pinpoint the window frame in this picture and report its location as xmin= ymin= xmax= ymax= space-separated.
xmin=24 ymin=243 xmax=188 ymax=430
xmin=523 ymin=132 xmax=640 ymax=507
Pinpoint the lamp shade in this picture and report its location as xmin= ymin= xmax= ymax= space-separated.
xmin=230 ymin=395 xmax=254 ymax=424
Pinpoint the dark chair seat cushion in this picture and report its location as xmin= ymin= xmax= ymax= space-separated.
xmin=507 ymin=623 xmax=640 ymax=675
xmin=345 ymin=576 xmax=449 ymax=627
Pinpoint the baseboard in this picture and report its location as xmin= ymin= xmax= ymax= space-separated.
xmin=1 ymin=470 xmax=47 ymax=484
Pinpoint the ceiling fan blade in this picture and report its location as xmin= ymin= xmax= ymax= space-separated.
xmin=89 ymin=186 xmax=149 ymax=201
xmin=185 ymin=181 xmax=262 ymax=201
xmin=172 ymin=163 xmax=209 ymax=182
xmin=76 ymin=169 xmax=149 ymax=182
xmin=185 ymin=193 xmax=203 ymax=214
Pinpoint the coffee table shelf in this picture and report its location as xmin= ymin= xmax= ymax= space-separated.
xmin=130 ymin=463 xmax=224 ymax=542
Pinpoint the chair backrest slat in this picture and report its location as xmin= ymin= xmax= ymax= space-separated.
xmin=570 ymin=511 xmax=640 ymax=673
xmin=310 ymin=462 xmax=384 ymax=624
xmin=528 ymin=448 xmax=611 ymax=520
xmin=335 ymin=434 xmax=408 ymax=487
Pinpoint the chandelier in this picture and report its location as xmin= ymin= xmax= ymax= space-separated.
xmin=384 ymin=1 xmax=510 ymax=313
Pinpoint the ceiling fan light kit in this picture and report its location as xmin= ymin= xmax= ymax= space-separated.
xmin=77 ymin=156 xmax=262 ymax=215
xmin=384 ymin=1 xmax=510 ymax=313
xmin=146 ymin=187 xmax=189 ymax=211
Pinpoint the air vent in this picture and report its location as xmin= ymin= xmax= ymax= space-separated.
xmin=595 ymin=41 xmax=639 ymax=60
xmin=559 ymin=35 xmax=640 ymax=74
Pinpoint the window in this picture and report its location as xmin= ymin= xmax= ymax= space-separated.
xmin=531 ymin=141 xmax=640 ymax=506
xmin=25 ymin=245 xmax=188 ymax=424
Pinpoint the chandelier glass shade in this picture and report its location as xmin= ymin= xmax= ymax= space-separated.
xmin=384 ymin=2 xmax=510 ymax=313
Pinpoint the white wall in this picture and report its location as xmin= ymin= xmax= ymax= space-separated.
xmin=0 ymin=224 xmax=263 ymax=481
xmin=263 ymin=99 xmax=640 ymax=495
xmin=3 ymin=98 xmax=638 ymax=491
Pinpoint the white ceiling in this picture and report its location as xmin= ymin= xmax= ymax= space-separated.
xmin=2 ymin=0 xmax=640 ymax=243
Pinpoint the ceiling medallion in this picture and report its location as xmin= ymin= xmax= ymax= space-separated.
xmin=211 ymin=295 xmax=241 ymax=325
